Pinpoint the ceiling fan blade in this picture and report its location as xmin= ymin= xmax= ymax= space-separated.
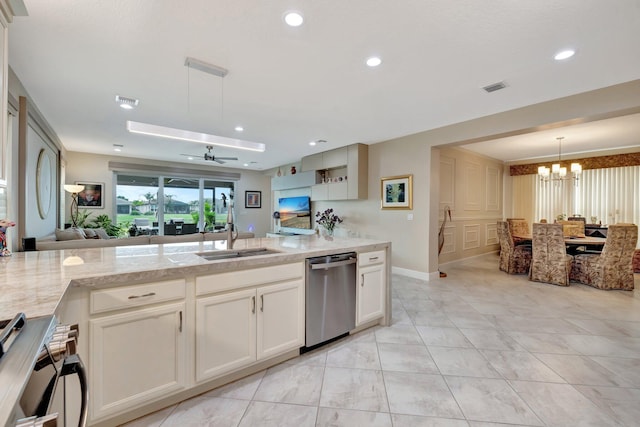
xmin=216 ymin=156 xmax=238 ymax=161
xmin=180 ymin=153 xmax=199 ymax=157
xmin=215 ymin=159 xmax=226 ymax=164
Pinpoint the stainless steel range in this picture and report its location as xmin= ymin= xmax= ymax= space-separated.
xmin=0 ymin=313 xmax=88 ymax=427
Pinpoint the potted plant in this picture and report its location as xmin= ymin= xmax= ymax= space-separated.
xmin=315 ymin=208 xmax=343 ymax=236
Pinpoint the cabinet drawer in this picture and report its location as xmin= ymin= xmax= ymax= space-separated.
xmin=196 ymin=262 xmax=304 ymax=296
xmin=358 ymin=250 xmax=386 ymax=267
xmin=90 ymin=279 xmax=186 ymax=314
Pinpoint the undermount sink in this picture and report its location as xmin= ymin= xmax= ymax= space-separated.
xmin=196 ymin=248 xmax=282 ymax=261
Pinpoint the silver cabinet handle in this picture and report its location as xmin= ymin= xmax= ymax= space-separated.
xmin=252 ymin=296 xmax=256 ymax=314
xmin=128 ymin=292 xmax=156 ymax=299
xmin=369 ymin=256 xmax=379 ymax=261
xmin=179 ymin=311 xmax=183 ymax=333
xmin=260 ymin=295 xmax=264 ymax=312
xmin=361 ymin=274 xmax=365 ymax=287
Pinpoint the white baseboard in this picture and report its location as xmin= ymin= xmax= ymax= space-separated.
xmin=391 ymin=266 xmax=436 ymax=281
xmin=392 ymin=251 xmax=500 ymax=282
xmin=438 ymin=250 xmax=500 ymax=270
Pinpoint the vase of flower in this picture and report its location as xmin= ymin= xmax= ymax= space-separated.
xmin=315 ymin=208 xmax=343 ymax=237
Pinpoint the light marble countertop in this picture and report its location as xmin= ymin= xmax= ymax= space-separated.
xmin=0 ymin=235 xmax=390 ymax=320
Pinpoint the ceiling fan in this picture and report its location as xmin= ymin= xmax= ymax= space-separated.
xmin=180 ymin=145 xmax=238 ymax=164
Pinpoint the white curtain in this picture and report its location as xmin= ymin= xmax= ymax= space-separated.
xmin=578 ymin=165 xmax=640 ymax=226
xmin=534 ymin=174 xmax=576 ymax=222
xmin=511 ymin=174 xmax=537 ymax=224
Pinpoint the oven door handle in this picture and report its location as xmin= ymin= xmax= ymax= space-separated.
xmin=60 ymin=354 xmax=89 ymax=427
xmin=0 ymin=312 xmax=26 ymax=358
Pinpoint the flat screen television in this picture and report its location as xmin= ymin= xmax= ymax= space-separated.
xmin=278 ymin=196 xmax=312 ymax=230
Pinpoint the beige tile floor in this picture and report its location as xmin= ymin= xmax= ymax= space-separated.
xmin=123 ymin=253 xmax=640 ymax=426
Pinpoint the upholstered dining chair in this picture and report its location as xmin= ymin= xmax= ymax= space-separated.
xmin=497 ymin=221 xmax=532 ymax=274
xmin=507 ymin=218 xmax=529 ymax=236
xmin=570 ymin=224 xmax=638 ymax=290
xmin=529 ymin=223 xmax=573 ymax=286
xmin=557 ymin=220 xmax=586 ymax=238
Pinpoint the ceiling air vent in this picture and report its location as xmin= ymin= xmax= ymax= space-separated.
xmin=482 ymin=81 xmax=507 ymax=93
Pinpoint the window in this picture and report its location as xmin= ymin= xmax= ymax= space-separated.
xmin=116 ymin=174 xmax=234 ymax=234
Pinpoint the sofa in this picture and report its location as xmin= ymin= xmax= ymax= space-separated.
xmin=35 ymin=227 xmax=255 ymax=251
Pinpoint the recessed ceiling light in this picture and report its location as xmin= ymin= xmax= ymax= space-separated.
xmin=366 ymin=57 xmax=382 ymax=67
xmin=284 ymin=11 xmax=304 ymax=27
xmin=554 ymin=49 xmax=575 ymax=60
xmin=235 ymin=126 xmax=244 ymax=132
xmin=113 ymin=144 xmax=123 ymax=152
xmin=115 ymin=95 xmax=139 ymax=110
xmin=243 ymin=163 xmax=249 ymax=167
xmin=309 ymin=141 xmax=316 ymax=146
xmin=309 ymin=139 xmax=327 ymax=146
xmin=187 ymin=156 xmax=194 ymax=160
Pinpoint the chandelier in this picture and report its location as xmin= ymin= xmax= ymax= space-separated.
xmin=538 ymin=137 xmax=582 ymax=183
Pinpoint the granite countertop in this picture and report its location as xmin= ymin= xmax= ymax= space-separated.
xmin=0 ymin=235 xmax=390 ymax=320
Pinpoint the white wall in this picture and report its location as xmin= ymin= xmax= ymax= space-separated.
xmin=24 ymin=125 xmax=58 ymax=238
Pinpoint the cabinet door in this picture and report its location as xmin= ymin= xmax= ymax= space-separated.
xmin=323 ymin=147 xmax=348 ymax=169
xmin=357 ymin=264 xmax=385 ymax=325
xmin=257 ymin=280 xmax=304 ymax=360
xmin=328 ymin=182 xmax=349 ymax=200
xmin=196 ymin=288 xmax=257 ymax=382
xmin=89 ymin=302 xmax=186 ymax=420
xmin=311 ymin=184 xmax=328 ymax=201
xmin=301 ymin=153 xmax=323 ymax=172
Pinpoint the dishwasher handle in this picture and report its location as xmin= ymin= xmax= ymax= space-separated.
xmin=310 ymin=257 xmax=356 ymax=270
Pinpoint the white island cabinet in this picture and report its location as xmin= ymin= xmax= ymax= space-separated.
xmin=88 ymin=279 xmax=187 ymax=421
xmin=32 ymin=236 xmax=390 ymax=427
xmin=195 ymin=262 xmax=304 ymax=382
xmin=357 ymin=250 xmax=386 ymax=325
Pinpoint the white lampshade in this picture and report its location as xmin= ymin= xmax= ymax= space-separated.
xmin=559 ymin=167 xmax=567 ymax=177
xmin=63 ymin=255 xmax=85 ymax=266
xmin=551 ymin=163 xmax=561 ymax=174
xmin=64 ymin=184 xmax=85 ymax=194
xmin=538 ymin=166 xmax=550 ymax=177
xmin=571 ymin=163 xmax=582 ymax=173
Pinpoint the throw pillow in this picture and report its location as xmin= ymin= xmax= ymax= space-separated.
xmin=55 ymin=228 xmax=86 ymax=241
xmin=93 ymin=228 xmax=110 ymax=239
xmin=83 ymin=228 xmax=98 ymax=239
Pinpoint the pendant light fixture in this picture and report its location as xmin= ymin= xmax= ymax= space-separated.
xmin=538 ymin=137 xmax=582 ymax=184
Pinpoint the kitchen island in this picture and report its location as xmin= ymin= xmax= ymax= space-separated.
xmin=0 ymin=235 xmax=390 ymax=426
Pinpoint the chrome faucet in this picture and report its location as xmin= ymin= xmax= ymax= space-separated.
xmin=226 ymin=201 xmax=239 ymax=249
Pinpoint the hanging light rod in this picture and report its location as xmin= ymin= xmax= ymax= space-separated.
xmin=184 ymin=57 xmax=228 ymax=78
xmin=126 ymin=121 xmax=266 ymax=152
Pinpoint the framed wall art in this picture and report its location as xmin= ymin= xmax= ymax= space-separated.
xmin=76 ymin=181 xmax=104 ymax=208
xmin=245 ymin=190 xmax=262 ymax=208
xmin=381 ymin=174 xmax=413 ymax=210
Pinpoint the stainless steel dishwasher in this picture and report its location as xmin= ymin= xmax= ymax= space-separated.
xmin=305 ymin=252 xmax=357 ymax=349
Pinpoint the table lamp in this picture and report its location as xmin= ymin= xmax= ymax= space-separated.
xmin=64 ymin=184 xmax=85 ymax=227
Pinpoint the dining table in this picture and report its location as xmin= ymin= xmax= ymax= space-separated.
xmin=513 ymin=234 xmax=607 ymax=250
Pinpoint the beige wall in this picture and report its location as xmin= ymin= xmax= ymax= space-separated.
xmin=437 ymin=147 xmax=503 ymax=264
xmin=65 ymin=152 xmax=272 ymax=236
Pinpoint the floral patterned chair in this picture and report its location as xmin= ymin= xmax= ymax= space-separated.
xmin=529 ymin=223 xmax=573 ymax=286
xmin=498 ymin=221 xmax=532 ymax=274
xmin=507 ymin=218 xmax=531 ymax=246
xmin=570 ymin=224 xmax=638 ymax=290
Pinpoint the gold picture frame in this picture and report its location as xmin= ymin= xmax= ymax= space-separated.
xmin=381 ymin=174 xmax=413 ymax=210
